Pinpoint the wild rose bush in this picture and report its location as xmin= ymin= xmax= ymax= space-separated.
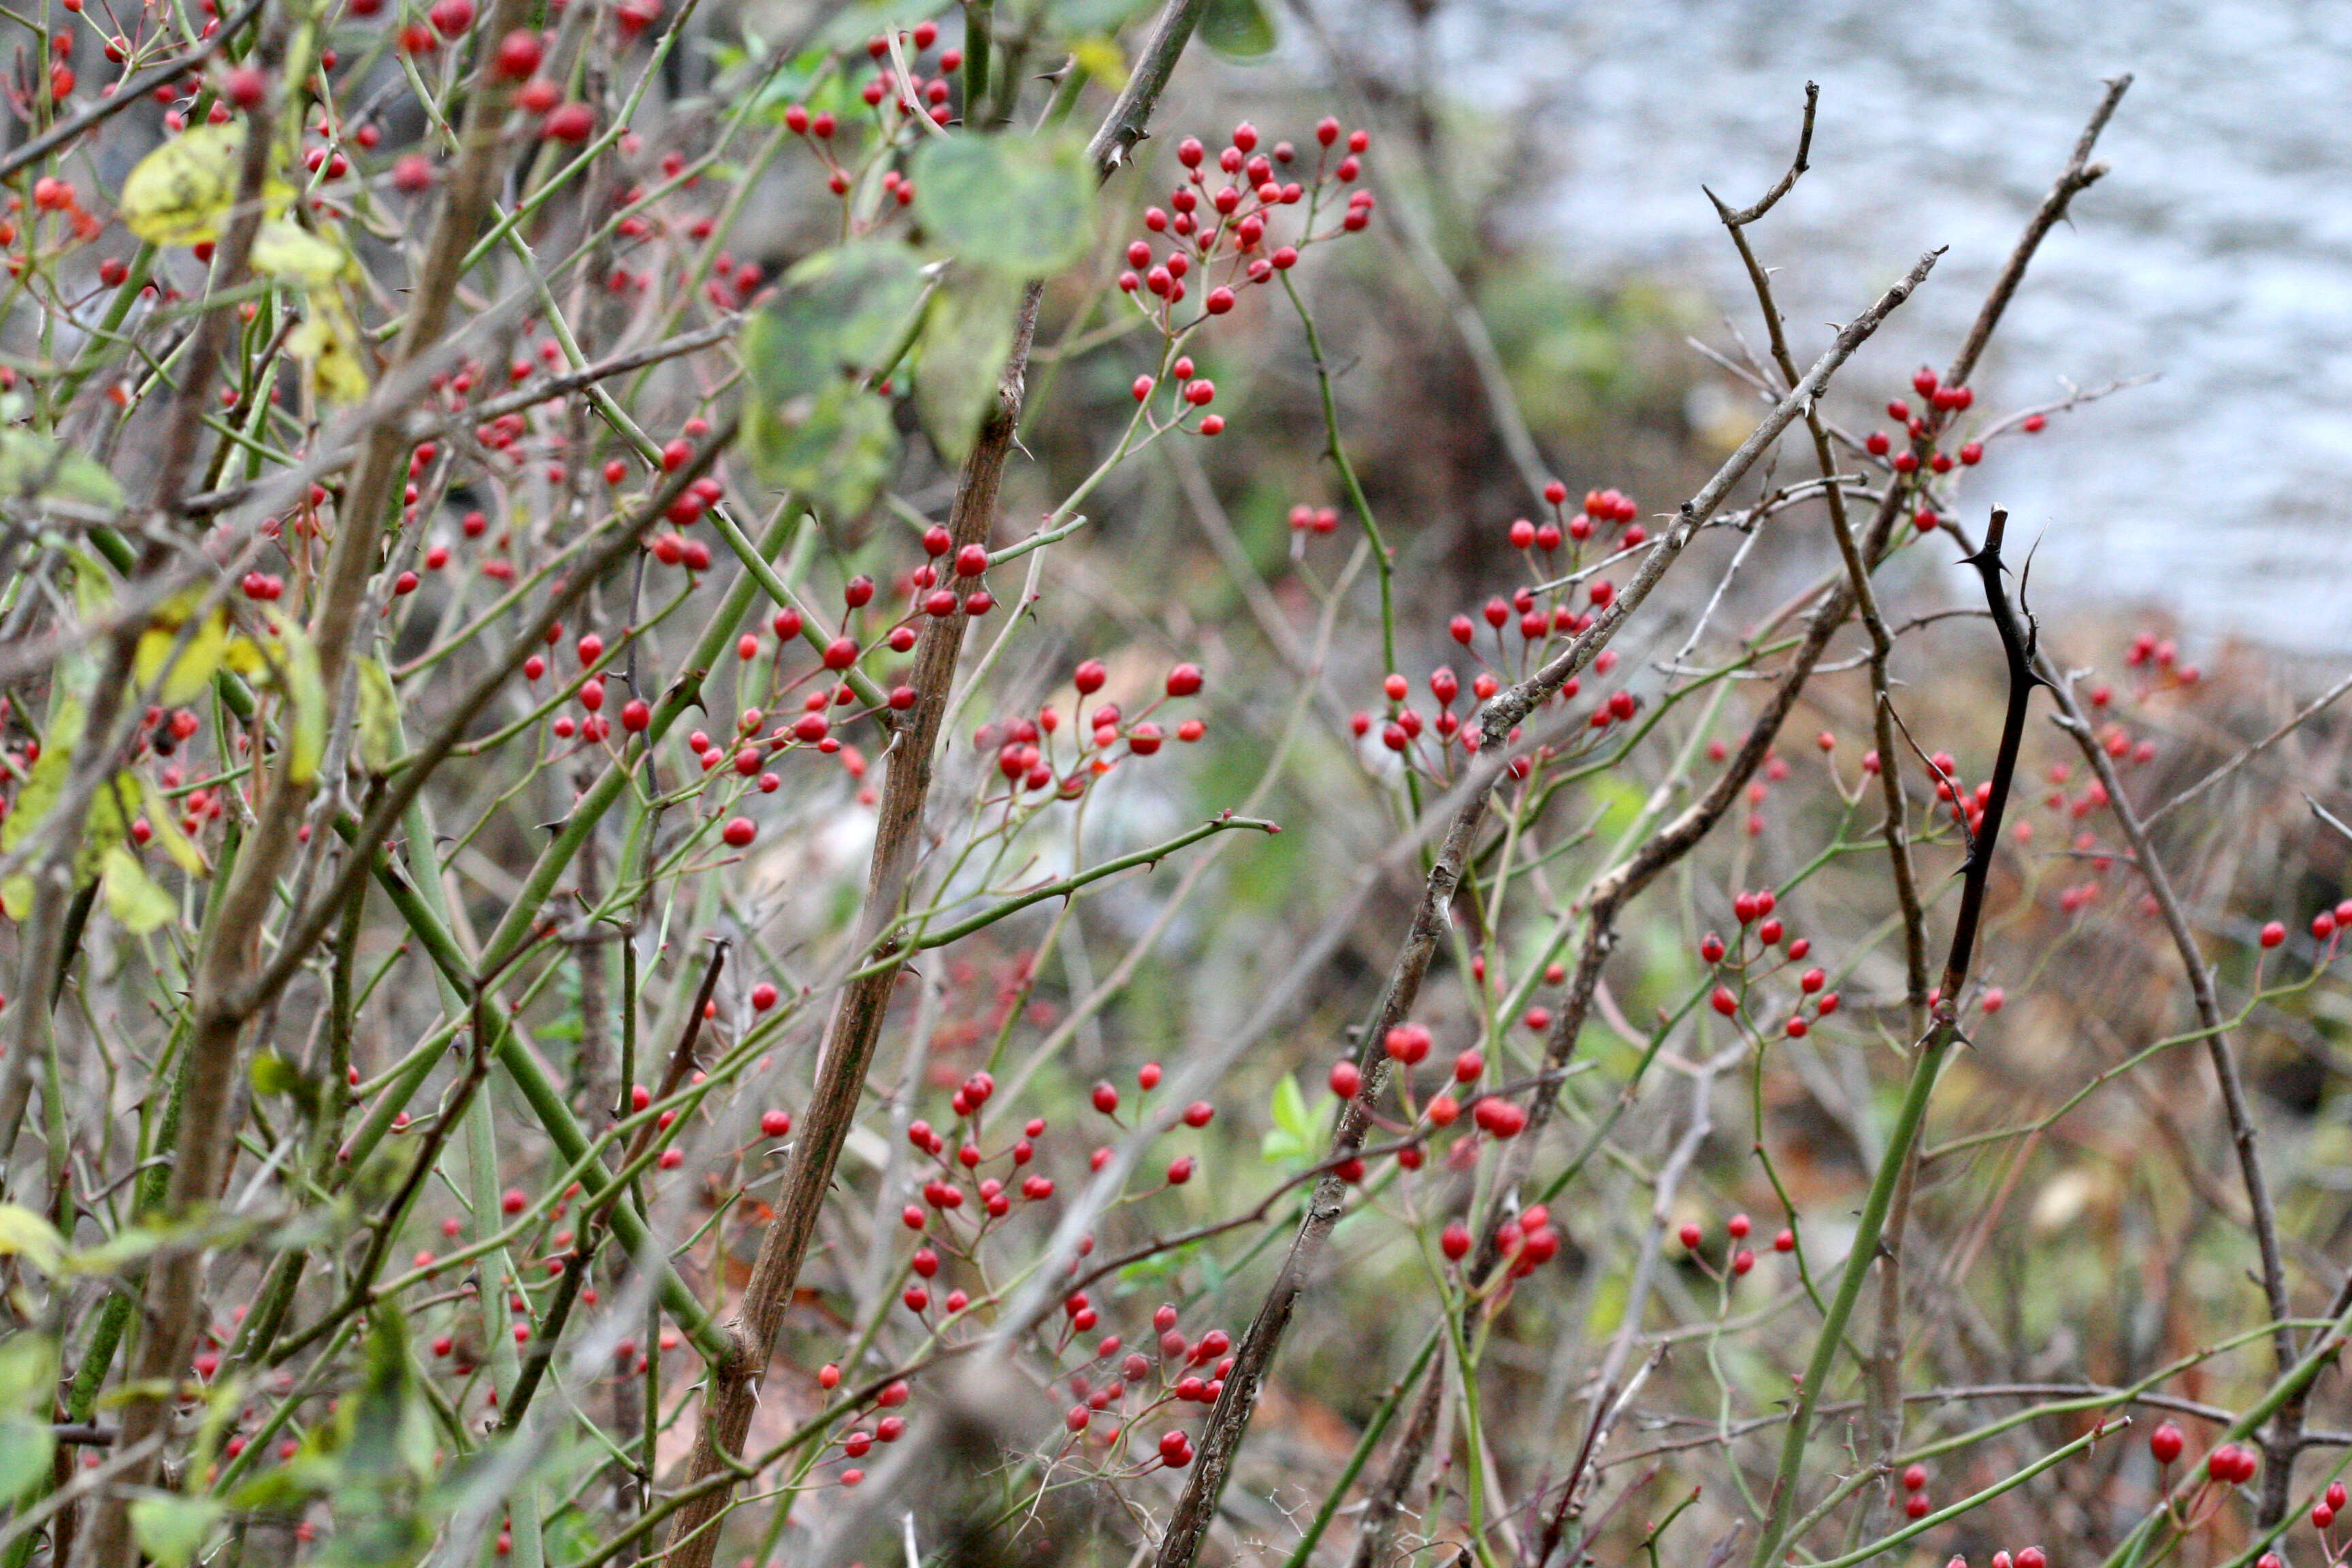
xmin=0 ymin=9 xmax=2345 ymax=1568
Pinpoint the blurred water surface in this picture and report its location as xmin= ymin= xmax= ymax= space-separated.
xmin=1450 ymin=0 xmax=2352 ymax=650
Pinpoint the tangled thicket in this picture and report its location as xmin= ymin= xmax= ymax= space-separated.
xmin=0 ymin=7 xmax=2348 ymax=1568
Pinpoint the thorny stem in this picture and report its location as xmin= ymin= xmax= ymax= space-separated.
xmin=1746 ymin=508 xmax=2038 ymax=1568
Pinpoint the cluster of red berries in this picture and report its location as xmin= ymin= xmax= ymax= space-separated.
xmin=1324 ymin=1022 xmax=1527 ymax=1161
xmin=778 ymin=26 xmax=963 ymax=211
xmin=1335 ymin=480 xmax=1651 ymax=781
xmin=1899 ymin=1459 xmax=1933 ymax=1520
xmin=1054 ymin=1301 xmax=1229 ymax=1473
xmin=813 ymin=1371 xmax=912 ymax=1488
xmin=1084 ymin=1060 xmax=1216 ymax=1190
xmin=1943 ymin=1550 xmax=2047 ymax=1568
xmin=1699 ymin=889 xmax=1837 ymax=1038
xmin=899 ymin=1073 xmax=1058 ymax=1241
xmin=1857 ymin=367 xmax=1995 ymax=537
xmin=1676 ymin=1211 xmax=1795 ymax=1277
xmin=2123 ymin=630 xmax=2202 ymax=689
xmin=1115 ymin=118 xmax=1374 ymax=438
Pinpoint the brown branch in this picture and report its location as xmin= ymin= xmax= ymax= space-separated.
xmin=1708 ymin=86 xmax=1933 ymax=1527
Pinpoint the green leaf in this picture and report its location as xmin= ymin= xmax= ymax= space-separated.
xmin=0 ymin=427 xmax=123 ymax=510
xmin=743 ymin=382 xmax=900 ymax=518
xmin=130 ymin=1494 xmax=225 ymax=1568
xmin=1200 ymin=0 xmax=1275 ymax=56
xmin=270 ymin=613 xmax=326 ymax=785
xmin=915 ymin=267 xmax=1021 ymax=465
xmin=742 ymin=242 xmax=928 ymax=406
xmin=251 ymin=1053 xmax=301 ymax=1097
xmin=63 ymin=1225 xmax=169 ymax=1275
xmin=100 ymin=845 xmax=175 ymax=934
xmin=61 ymin=546 xmax=118 ymax=621
xmin=339 ymin=1308 xmax=434 ymax=1485
xmin=0 ymin=719 xmax=131 ymax=915
xmin=1260 ymin=1073 xmax=1312 ymax=1163
xmin=0 ymin=1413 xmax=52 ymax=1497
xmin=911 ymin=133 xmax=1097 ymax=276
xmin=0 ymin=1205 xmax=65 ymax=1273
xmin=355 ymin=657 xmax=402 ymax=774
xmin=0 ymin=1331 xmax=58 ymax=1411
xmin=0 ymin=698 xmax=86 ymax=857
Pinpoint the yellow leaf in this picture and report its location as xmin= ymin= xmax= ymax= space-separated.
xmin=355 ymin=657 xmax=402 ymax=773
xmin=133 ymin=591 xmax=230 ymax=705
xmin=246 ymin=610 xmax=325 ymax=784
xmin=137 ymin=775 xmax=208 ymax=876
xmin=286 ymin=296 xmax=369 ymax=405
xmin=0 ymin=698 xmax=84 ymax=855
xmin=100 ymin=845 xmax=174 ymax=934
xmin=0 ymin=876 xmax=29 ymax=921
xmin=1073 ymin=37 xmax=1129 ymax=91
xmin=0 ymin=1206 xmax=64 ymax=1273
xmin=118 ymin=124 xmax=290 ymax=247
xmin=252 ymin=218 xmax=352 ymax=288
xmin=277 ymin=621 xmax=324 ymax=785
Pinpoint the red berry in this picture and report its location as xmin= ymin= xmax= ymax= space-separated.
xmin=1328 ymin=1060 xmax=1361 ymax=1098
xmin=543 ymin=102 xmax=594 ymax=142
xmin=2260 ymin=920 xmax=2286 ymax=949
xmin=721 ymin=817 xmax=755 ymax=848
xmin=493 ymin=28 xmax=542 ymax=77
xmin=1090 ymin=1082 xmax=1120 ymax=1115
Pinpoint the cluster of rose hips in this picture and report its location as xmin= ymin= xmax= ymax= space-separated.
xmin=1115 ymin=118 xmax=1375 ymax=438
xmin=1324 ymin=1022 xmax=1530 ymax=1162
xmin=378 ymin=0 xmax=606 ymax=145
xmin=828 ymin=1064 xmax=1230 ymax=1482
xmin=972 ymin=656 xmax=1209 ymax=801
xmin=2144 ymin=1420 xmax=2271 ymax=1537
xmin=811 ymin=1367 xmax=913 ymax=1488
xmin=1444 ymin=483 xmax=1644 ymax=665
xmin=1049 ymin=1300 xmax=1228 ymax=1475
xmin=1700 ymin=888 xmax=1838 ymax=1040
xmin=1859 ymin=366 xmax=1995 ymax=538
xmin=777 ymin=27 xmax=963 ymax=214
xmin=1942 ymin=1550 xmax=2047 ymax=1568
xmin=1437 ymin=1203 xmax=1561 ymax=1279
xmin=2123 ymin=630 xmax=2202 ymax=691
xmin=1676 ymin=1211 xmax=1794 ymax=1280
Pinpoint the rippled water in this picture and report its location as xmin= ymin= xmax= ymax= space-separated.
xmin=1454 ymin=0 xmax=2352 ymax=651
